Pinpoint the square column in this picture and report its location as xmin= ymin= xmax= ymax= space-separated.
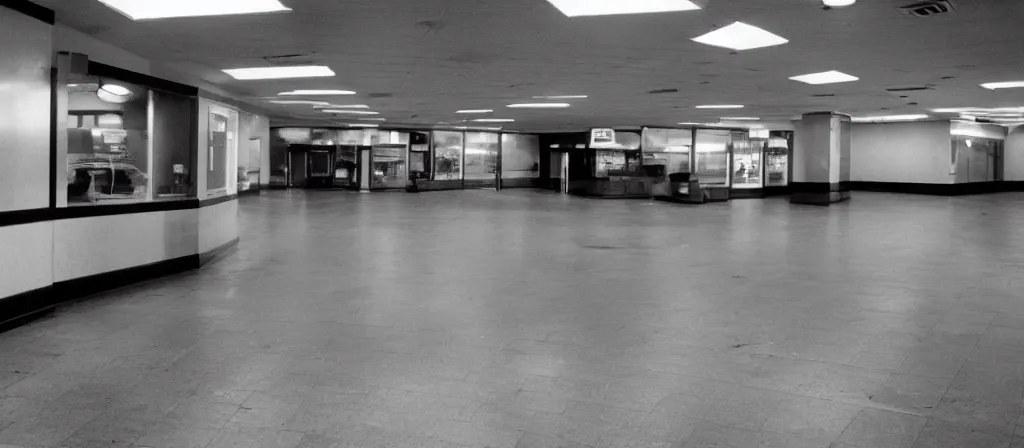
xmin=790 ymin=112 xmax=852 ymax=205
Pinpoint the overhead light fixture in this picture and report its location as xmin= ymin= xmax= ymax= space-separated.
xmin=97 ymin=82 xmax=133 ymax=104
xmin=692 ymin=22 xmax=788 ymax=51
xmin=313 ymin=104 xmax=369 ymax=109
xmin=507 ymin=103 xmax=571 ymax=109
xmin=532 ymin=95 xmax=588 ymax=99
xmin=678 ymin=122 xmax=701 ymax=125
xmin=720 ymin=117 xmax=760 ymax=121
xmin=346 ymin=123 xmax=379 ymax=128
xmin=455 ymin=109 xmax=494 ymax=114
xmin=543 ymin=0 xmax=700 ymax=17
xmin=97 ymin=0 xmax=291 ymax=20
xmin=223 ymin=66 xmax=335 ymax=80
xmin=789 ymin=70 xmax=859 ymax=85
xmin=269 ymin=100 xmax=330 ymax=106
xmin=980 ymin=81 xmax=1024 ymax=90
xmin=279 ymin=90 xmax=356 ymax=96
xmin=851 ymin=114 xmax=929 ymax=123
xmin=321 ymin=110 xmax=379 ymax=115
xmin=358 ymin=118 xmax=387 ymax=121
xmin=823 ymin=0 xmax=856 ymax=8
xmin=695 ymin=105 xmax=744 ymax=109
xmin=472 ymin=118 xmax=515 ymax=123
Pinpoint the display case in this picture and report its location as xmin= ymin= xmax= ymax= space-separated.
xmin=464 ymin=132 xmax=499 ymax=188
xmin=63 ymin=70 xmax=196 ymax=206
xmin=765 ymin=131 xmax=792 ymax=193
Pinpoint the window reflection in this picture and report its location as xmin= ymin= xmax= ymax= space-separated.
xmin=694 ymin=129 xmax=731 ymax=186
xmin=432 ymin=131 xmax=463 ymax=180
xmin=464 ymin=132 xmax=499 ymax=181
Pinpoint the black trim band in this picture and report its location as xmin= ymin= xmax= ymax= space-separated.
xmin=89 ymin=61 xmax=199 ymax=97
xmin=0 ymin=0 xmax=55 ymax=24
xmin=54 ymin=199 xmax=199 ymax=220
xmin=0 ymin=286 xmax=55 ymax=334
xmin=849 ymin=181 xmax=1013 ymax=196
xmin=199 ymin=194 xmax=238 ymax=208
xmin=199 ymin=237 xmax=239 ymax=267
xmin=0 ymin=208 xmax=53 ymax=227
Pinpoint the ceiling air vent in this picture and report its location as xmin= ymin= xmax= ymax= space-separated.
xmin=899 ymin=0 xmax=954 ymax=17
xmin=812 ymin=93 xmax=836 ymax=97
xmin=647 ymin=88 xmax=679 ymax=94
xmin=886 ymin=86 xmax=932 ymax=92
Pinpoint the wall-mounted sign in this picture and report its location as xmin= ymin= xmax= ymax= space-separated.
xmin=590 ymin=128 xmax=616 ymax=148
xmin=749 ymin=129 xmax=770 ymax=139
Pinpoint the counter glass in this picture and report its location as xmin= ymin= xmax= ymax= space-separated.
xmin=65 ymin=76 xmax=195 ymax=205
xmin=642 ymin=128 xmax=692 ymax=177
xmin=765 ymin=131 xmax=791 ymax=187
xmin=464 ymin=132 xmax=499 ymax=181
xmin=694 ymin=129 xmax=731 ymax=186
xmin=432 ymin=131 xmax=463 ymax=180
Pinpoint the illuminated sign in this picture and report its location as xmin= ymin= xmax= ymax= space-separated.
xmin=590 ymin=128 xmax=616 ymax=148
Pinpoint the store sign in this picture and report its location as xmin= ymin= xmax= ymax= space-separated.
xmin=372 ymin=144 xmax=404 ymax=163
xmin=590 ymin=128 xmax=616 ymax=148
xmin=749 ymin=129 xmax=770 ymax=139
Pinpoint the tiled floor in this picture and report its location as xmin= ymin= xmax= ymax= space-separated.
xmin=3 ymin=189 xmax=1024 ymax=448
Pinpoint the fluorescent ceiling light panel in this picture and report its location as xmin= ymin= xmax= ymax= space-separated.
xmin=473 ymin=119 xmax=515 ymax=123
xmin=314 ymin=104 xmax=369 ymax=109
xmin=269 ymin=100 xmax=330 ymax=106
xmin=358 ymin=118 xmax=387 ymax=121
xmin=544 ymin=0 xmax=700 ymax=17
xmin=321 ymin=110 xmax=379 ymax=115
xmin=533 ymin=95 xmax=588 ymax=99
xmin=720 ymin=117 xmax=760 ymax=121
xmin=455 ymin=109 xmax=494 ymax=114
xmin=346 ymin=123 xmax=379 ymax=128
xmin=97 ymin=0 xmax=291 ymax=20
xmin=851 ymin=114 xmax=929 ymax=123
xmin=789 ymin=70 xmax=859 ymax=85
xmin=695 ymin=104 xmax=744 ymax=109
xmin=980 ymin=81 xmax=1024 ymax=90
xmin=692 ymin=22 xmax=788 ymax=51
xmin=224 ymin=66 xmax=335 ymax=80
xmin=279 ymin=90 xmax=356 ymax=95
xmin=507 ymin=103 xmax=571 ymax=109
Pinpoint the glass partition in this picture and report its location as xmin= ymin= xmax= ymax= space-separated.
xmin=432 ymin=131 xmax=463 ymax=180
xmin=766 ymin=131 xmax=791 ymax=187
xmin=464 ymin=132 xmax=499 ymax=181
xmin=731 ymin=132 xmax=761 ymax=189
xmin=372 ymin=131 xmax=409 ymax=189
xmin=694 ymin=129 xmax=731 ymax=186
xmin=643 ymin=128 xmax=692 ymax=177
xmin=207 ymin=105 xmax=238 ymax=194
xmin=501 ymin=134 xmax=540 ymax=179
xmin=65 ymin=76 xmax=195 ymax=205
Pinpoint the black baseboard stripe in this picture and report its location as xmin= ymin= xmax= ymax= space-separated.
xmin=238 ymin=188 xmax=262 ymax=197
xmin=0 ymin=286 xmax=56 ymax=334
xmin=848 ymin=181 xmax=1011 ymax=196
xmin=199 ymin=194 xmax=239 ymax=208
xmin=0 ymin=208 xmax=53 ymax=228
xmin=199 ymin=238 xmax=240 ymax=267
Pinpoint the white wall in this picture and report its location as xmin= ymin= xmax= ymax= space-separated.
xmin=1 ymin=7 xmax=53 ymax=212
xmin=53 ymin=23 xmax=150 ymax=74
xmin=792 ymin=114 xmax=833 ymax=183
xmin=850 ymin=121 xmax=954 ymax=184
xmin=199 ymin=200 xmax=239 ymax=254
xmin=1006 ymin=125 xmax=1024 ymax=181
xmin=52 ymin=210 xmax=199 ymax=282
xmin=0 ymin=223 xmax=54 ymax=298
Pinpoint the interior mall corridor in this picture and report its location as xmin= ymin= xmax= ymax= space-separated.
xmin=2 ymin=190 xmax=1024 ymax=448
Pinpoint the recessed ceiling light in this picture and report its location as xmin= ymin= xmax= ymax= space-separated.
xmin=313 ymin=104 xmax=369 ymax=109
xmin=933 ymin=107 xmax=1024 ymax=113
xmin=851 ymin=114 xmax=929 ymax=123
xmin=269 ymin=100 xmax=330 ymax=106
xmin=695 ymin=105 xmax=744 ymax=109
xmin=980 ymin=81 xmax=1024 ymax=90
xmin=455 ymin=109 xmax=494 ymax=114
xmin=358 ymin=118 xmax=387 ymax=121
xmin=507 ymin=103 xmax=571 ymax=109
xmin=823 ymin=0 xmax=856 ymax=7
xmin=692 ymin=22 xmax=788 ymax=51
xmin=532 ymin=95 xmax=588 ymax=99
xmin=223 ymin=66 xmax=335 ymax=80
xmin=720 ymin=117 xmax=760 ymax=121
xmin=279 ymin=90 xmax=356 ymax=95
xmin=544 ymin=0 xmax=700 ymax=17
xmin=97 ymin=0 xmax=291 ymax=20
xmin=346 ymin=123 xmax=379 ymax=128
xmin=321 ymin=110 xmax=380 ymax=115
xmin=789 ymin=70 xmax=859 ymax=85
xmin=472 ymin=118 xmax=515 ymax=123
xmin=678 ymin=122 xmax=701 ymax=125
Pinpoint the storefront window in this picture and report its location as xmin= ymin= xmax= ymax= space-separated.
xmin=694 ymin=129 xmax=731 ymax=186
xmin=766 ymin=131 xmax=791 ymax=187
xmin=642 ymin=128 xmax=692 ymax=178
xmin=501 ymin=134 xmax=540 ymax=179
xmin=464 ymin=132 xmax=499 ymax=181
xmin=65 ymin=76 xmax=195 ymax=205
xmin=409 ymin=132 xmax=431 ymax=180
xmin=372 ymin=131 xmax=409 ymax=189
xmin=432 ymin=131 xmax=463 ymax=180
xmin=731 ymin=132 xmax=762 ymax=189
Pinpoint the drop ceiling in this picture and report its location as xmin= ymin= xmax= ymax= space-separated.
xmin=34 ymin=0 xmax=1024 ymax=131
